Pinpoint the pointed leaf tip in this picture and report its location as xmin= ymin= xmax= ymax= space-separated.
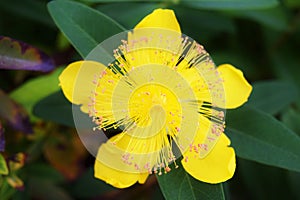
xmin=47 ymin=0 xmax=125 ymax=58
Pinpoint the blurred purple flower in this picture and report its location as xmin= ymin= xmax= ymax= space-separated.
xmin=0 ymin=89 xmax=32 ymax=134
xmin=0 ymin=36 xmax=54 ymax=72
xmin=0 ymin=122 xmax=4 ymax=151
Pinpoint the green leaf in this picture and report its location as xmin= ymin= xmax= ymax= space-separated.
xmin=67 ymin=167 xmax=114 ymax=198
xmin=33 ymin=90 xmax=95 ymax=128
xmin=227 ymin=7 xmax=289 ymax=31
xmin=237 ymin=158 xmax=293 ymax=200
xmin=10 ymin=67 xmax=63 ymax=120
xmin=226 ymin=106 xmax=300 ymax=172
xmin=211 ymin=51 xmax=256 ymax=80
xmin=247 ymin=81 xmax=298 ymax=115
xmin=33 ymin=91 xmax=75 ymax=127
xmin=0 ymin=154 xmax=8 ymax=175
xmin=284 ymin=0 xmax=300 ymax=8
xmin=0 ymin=179 xmax=16 ymax=200
xmin=0 ymin=0 xmax=55 ymax=27
xmin=47 ymin=0 xmax=125 ymax=58
xmin=181 ymin=0 xmax=279 ymax=10
xmin=24 ymin=163 xmax=64 ymax=184
xmin=270 ymin=52 xmax=300 ymax=89
xmin=96 ymin=3 xmax=158 ymax=28
xmin=28 ymin=178 xmax=72 ymax=200
xmin=282 ymin=108 xmax=300 ymax=136
xmin=287 ymin=170 xmax=300 ymax=200
xmin=171 ymin=6 xmax=235 ymax=41
xmin=157 ymin=162 xmax=225 ymax=200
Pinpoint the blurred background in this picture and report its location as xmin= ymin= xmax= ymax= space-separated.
xmin=0 ymin=0 xmax=300 ymax=199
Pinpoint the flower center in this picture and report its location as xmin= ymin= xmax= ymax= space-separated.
xmin=127 ymin=83 xmax=180 ymax=138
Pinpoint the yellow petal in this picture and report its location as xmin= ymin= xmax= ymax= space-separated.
xmin=134 ymin=9 xmax=181 ymax=33
xmin=96 ymin=133 xmax=163 ymax=174
xmin=94 ymin=148 xmax=149 ymax=188
xmin=59 ymin=61 xmax=106 ymax=112
xmin=217 ymin=64 xmax=252 ymax=109
xmin=127 ymin=9 xmax=182 ymax=67
xmin=182 ymin=133 xmax=235 ymax=183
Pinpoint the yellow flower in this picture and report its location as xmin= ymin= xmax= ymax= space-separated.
xmin=59 ymin=9 xmax=252 ymax=188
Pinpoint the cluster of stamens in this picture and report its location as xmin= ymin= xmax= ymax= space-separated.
xmin=86 ymin=29 xmax=226 ymax=174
